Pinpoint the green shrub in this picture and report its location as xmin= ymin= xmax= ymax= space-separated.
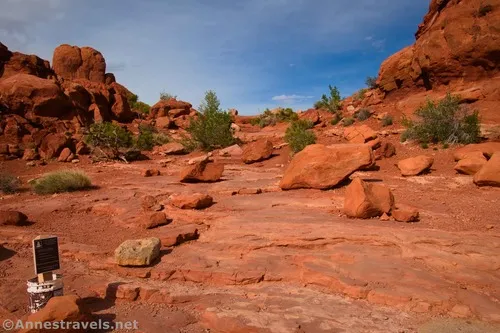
xmin=353 ymin=89 xmax=367 ymax=101
xmin=381 ymin=115 xmax=393 ymax=127
xmin=285 ymin=120 xmax=316 ymax=154
xmin=402 ymin=93 xmax=480 ymax=144
xmin=342 ymin=117 xmax=355 ymax=127
xmin=421 ymin=142 xmax=429 ymax=149
xmin=160 ymin=91 xmax=177 ymax=100
xmin=365 ymin=76 xmax=378 ymax=89
xmin=330 ymin=114 xmax=342 ymax=125
xmin=85 ymin=122 xmax=133 ymax=155
xmin=356 ymin=109 xmax=372 ymax=121
xmin=314 ymin=85 xmax=342 ymax=114
xmin=478 ymin=3 xmax=493 ymax=17
xmin=32 ymin=170 xmax=91 ymax=195
xmin=251 ymin=108 xmax=298 ymax=128
xmin=133 ymin=101 xmax=151 ymax=114
xmin=0 ymin=173 xmax=21 ymax=194
xmin=135 ymin=125 xmax=171 ymax=151
xmin=188 ymin=90 xmax=235 ymax=151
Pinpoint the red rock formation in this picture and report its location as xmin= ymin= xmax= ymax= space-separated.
xmin=378 ymin=0 xmax=500 ymax=96
xmin=52 ymin=44 xmax=106 ymax=83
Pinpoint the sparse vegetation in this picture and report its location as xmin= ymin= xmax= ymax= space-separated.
xmin=314 ymin=85 xmax=342 ymax=114
xmin=356 ymin=109 xmax=372 ymax=121
xmin=342 ymin=117 xmax=355 ymax=127
xmin=32 ymin=170 xmax=92 ymax=195
xmin=0 ymin=173 xmax=21 ymax=194
xmin=353 ymin=89 xmax=367 ymax=101
xmin=250 ymin=108 xmax=298 ymax=128
xmin=85 ymin=122 xmax=133 ymax=155
xmin=401 ymin=93 xmax=480 ymax=145
xmin=477 ymin=3 xmax=493 ymax=17
xmin=188 ymin=90 xmax=235 ymax=151
xmin=381 ymin=114 xmax=393 ymax=127
xmin=330 ymin=113 xmax=342 ymax=125
xmin=127 ymin=94 xmax=151 ymax=114
xmin=365 ymin=76 xmax=378 ymax=89
xmin=160 ymin=91 xmax=177 ymax=101
xmin=285 ymin=120 xmax=316 ymax=154
xmin=135 ymin=124 xmax=169 ymax=151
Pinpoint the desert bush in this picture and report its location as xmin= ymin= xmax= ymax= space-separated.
xmin=188 ymin=90 xmax=235 ymax=150
xmin=32 ymin=170 xmax=91 ymax=195
xmin=160 ymin=91 xmax=177 ymax=100
xmin=381 ymin=114 xmax=393 ymax=127
xmin=365 ymin=76 xmax=378 ymax=89
xmin=342 ymin=117 xmax=355 ymax=127
xmin=315 ymin=85 xmax=342 ymax=114
xmin=477 ymin=3 xmax=493 ymax=17
xmin=85 ymin=122 xmax=133 ymax=155
xmin=285 ymin=120 xmax=316 ymax=154
xmin=0 ymin=173 xmax=21 ymax=194
xmin=127 ymin=94 xmax=151 ymax=114
xmin=356 ymin=109 xmax=372 ymax=121
xmin=135 ymin=125 xmax=170 ymax=151
xmin=402 ymin=93 xmax=480 ymax=144
xmin=330 ymin=113 xmax=342 ymax=125
xmin=353 ymin=89 xmax=367 ymax=101
xmin=251 ymin=108 xmax=298 ymax=128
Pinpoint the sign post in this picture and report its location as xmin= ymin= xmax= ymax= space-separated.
xmin=28 ymin=235 xmax=63 ymax=313
xmin=33 ymin=236 xmax=60 ymax=282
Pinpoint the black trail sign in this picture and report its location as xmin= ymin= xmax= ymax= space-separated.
xmin=33 ymin=236 xmax=60 ymax=275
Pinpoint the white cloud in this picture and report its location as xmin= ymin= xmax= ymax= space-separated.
xmin=272 ymin=94 xmax=314 ymax=104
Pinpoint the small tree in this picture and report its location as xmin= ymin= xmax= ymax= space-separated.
xmin=188 ymin=90 xmax=235 ymax=150
xmin=160 ymin=91 xmax=177 ymax=100
xmin=315 ymin=85 xmax=342 ymax=114
xmin=285 ymin=120 xmax=316 ymax=154
xmin=365 ymin=76 xmax=378 ymax=89
xmin=402 ymin=93 xmax=480 ymax=144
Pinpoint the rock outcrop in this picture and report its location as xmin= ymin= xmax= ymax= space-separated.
xmin=377 ymin=0 xmax=500 ymax=96
xmin=52 ymin=44 xmax=106 ymax=83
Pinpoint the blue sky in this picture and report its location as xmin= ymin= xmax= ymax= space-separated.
xmin=0 ymin=0 xmax=430 ymax=115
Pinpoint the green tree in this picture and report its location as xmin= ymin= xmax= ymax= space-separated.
xmin=314 ymin=85 xmax=342 ymax=114
xmin=188 ymin=90 xmax=235 ymax=150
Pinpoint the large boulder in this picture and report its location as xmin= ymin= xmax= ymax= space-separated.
xmin=0 ymin=210 xmax=28 ymax=226
xmin=170 ymin=193 xmax=214 ymax=210
xmin=242 ymin=139 xmax=274 ymax=164
xmin=2 ymin=52 xmax=53 ymax=79
xmin=397 ymin=155 xmax=434 ymax=176
xmin=150 ymin=99 xmax=192 ymax=118
xmin=299 ymin=109 xmax=320 ymax=124
xmin=280 ymin=144 xmax=374 ymax=190
xmin=454 ymin=151 xmax=487 ymax=175
xmin=39 ymin=133 xmax=70 ymax=159
xmin=52 ymin=44 xmax=106 ymax=83
xmin=0 ymin=74 xmax=71 ymax=119
xmin=110 ymin=93 xmax=134 ymax=122
xmin=344 ymin=178 xmax=394 ymax=219
xmin=20 ymin=295 xmax=90 ymax=333
xmin=114 ymin=238 xmax=161 ymax=266
xmin=179 ymin=160 xmax=224 ymax=183
xmin=453 ymin=143 xmax=500 ymax=161
xmin=474 ymin=152 xmax=500 ymax=187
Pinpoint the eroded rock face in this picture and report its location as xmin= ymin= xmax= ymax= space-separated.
xmin=242 ymin=139 xmax=274 ymax=164
xmin=378 ymin=0 xmax=500 ymax=95
xmin=344 ymin=178 xmax=394 ymax=219
xmin=280 ymin=144 xmax=374 ymax=190
xmin=397 ymin=155 xmax=434 ymax=176
xmin=53 ymin=44 xmax=106 ymax=83
xmin=39 ymin=133 xmax=70 ymax=159
xmin=344 ymin=125 xmax=378 ymax=144
xmin=115 ymin=238 xmax=161 ymax=266
xmin=474 ymin=152 xmax=500 ymax=187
